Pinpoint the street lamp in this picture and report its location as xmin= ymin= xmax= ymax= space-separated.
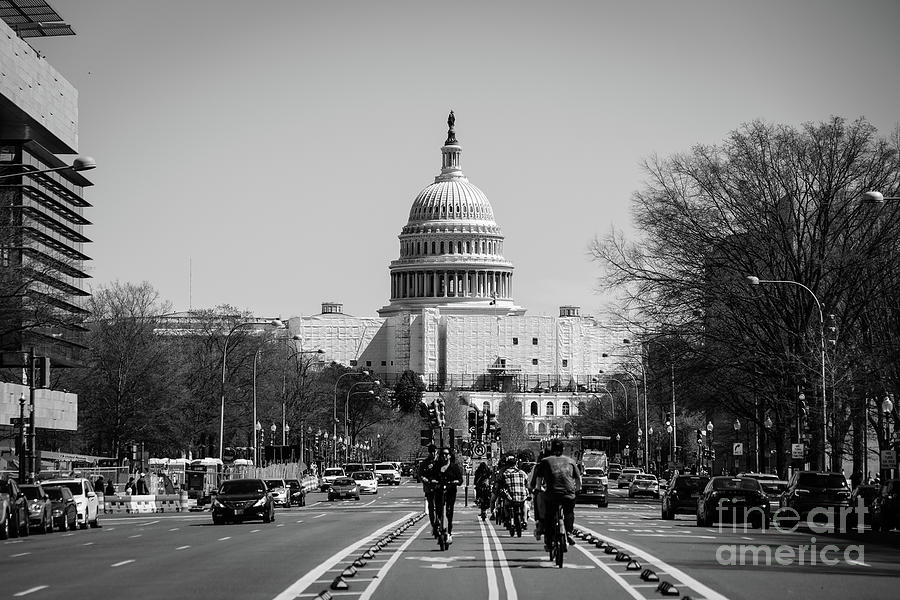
xmin=219 ymin=318 xmax=283 ymax=461
xmin=332 ymin=370 xmax=375 ymax=464
xmin=623 ymin=338 xmax=673 ymax=468
xmin=346 ymin=385 xmax=377 ymax=462
xmin=606 ymin=378 xmax=628 ymax=420
xmin=883 ymin=396 xmax=894 ymax=480
xmin=0 ymin=156 xmax=96 ymax=180
xmin=747 ymin=275 xmax=827 ymax=470
xmin=862 ymin=191 xmax=900 ymax=204
xmin=616 ymin=432 xmax=620 ymax=456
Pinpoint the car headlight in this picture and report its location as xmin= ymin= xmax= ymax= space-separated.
xmin=253 ymin=497 xmax=267 ymax=507
xmin=212 ymin=498 xmax=224 ymax=508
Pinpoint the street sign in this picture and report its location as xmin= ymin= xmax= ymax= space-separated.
xmin=732 ymin=443 xmax=743 ymax=456
xmin=473 ymin=443 xmax=485 ymax=457
xmin=881 ymin=449 xmax=897 ymax=469
xmin=9 ymin=417 xmax=23 ymax=425
xmin=791 ymin=443 xmax=805 ymax=459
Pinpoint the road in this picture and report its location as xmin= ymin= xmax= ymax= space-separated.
xmin=2 ymin=484 xmax=898 ymax=599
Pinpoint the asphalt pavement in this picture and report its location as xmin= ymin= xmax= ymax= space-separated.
xmin=2 ymin=484 xmax=898 ymax=600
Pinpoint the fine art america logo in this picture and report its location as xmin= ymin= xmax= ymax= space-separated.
xmin=713 ymin=500 xmax=866 ymax=566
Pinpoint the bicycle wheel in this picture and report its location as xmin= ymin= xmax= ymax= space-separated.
xmin=555 ymin=535 xmax=565 ymax=568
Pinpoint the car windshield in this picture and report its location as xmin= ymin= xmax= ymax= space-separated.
xmin=264 ymin=480 xmax=284 ymax=489
xmin=712 ymin=478 xmax=760 ymax=491
xmin=376 ymin=464 xmax=394 ymax=471
xmin=584 ymin=468 xmax=605 ymax=476
xmin=21 ymin=486 xmax=43 ymax=499
xmin=634 ymin=475 xmax=657 ymax=482
xmin=285 ymin=480 xmax=301 ymax=489
xmin=44 ymin=487 xmax=66 ymax=500
xmin=333 ymin=478 xmax=356 ymax=486
xmin=797 ymin=473 xmax=847 ymax=488
xmin=220 ymin=480 xmax=266 ymax=495
xmin=324 ymin=469 xmax=343 ymax=476
xmin=674 ymin=477 xmax=709 ymax=491
xmin=44 ymin=481 xmax=84 ymax=496
xmin=353 ymin=472 xmax=374 ymax=480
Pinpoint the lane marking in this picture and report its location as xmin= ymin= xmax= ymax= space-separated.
xmin=251 ymin=529 xmax=261 ymax=533
xmin=10 ymin=552 xmax=31 ymax=557
xmin=484 ymin=518 xmax=518 ymax=600
xmin=296 ymin=520 xmax=304 ymax=523
xmin=128 ymin=534 xmax=142 ymax=538
xmin=312 ymin=513 xmax=327 ymax=519
xmin=140 ymin=520 xmax=160 ymax=526
xmin=477 ymin=518 xmax=500 ymax=600
xmin=357 ymin=524 xmax=427 ymax=600
xmin=82 ymin=542 xmax=93 ymax=546
xmin=218 ymin=537 xmax=231 ymax=541
xmin=176 ymin=545 xmax=190 ymax=550
xmin=576 ymin=525 xmax=731 ymax=600
xmin=572 ymin=546 xmax=644 ymax=599
xmin=169 ymin=528 xmax=179 ymax=531
xmin=272 ymin=511 xmax=418 ymax=600
xmin=277 ymin=524 xmax=285 ymax=527
xmin=14 ymin=586 xmax=48 ymax=597
xmin=111 ymin=560 xmax=134 ymax=567
xmin=847 ymin=559 xmax=870 ymax=567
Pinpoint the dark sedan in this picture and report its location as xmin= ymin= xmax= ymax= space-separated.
xmin=661 ymin=474 xmax=709 ymax=519
xmin=778 ymin=471 xmax=850 ymax=526
xmin=284 ymin=479 xmax=307 ymax=507
xmin=44 ymin=486 xmax=77 ymax=531
xmin=328 ymin=477 xmax=360 ymax=501
xmin=211 ymin=478 xmax=275 ymax=524
xmin=20 ymin=484 xmax=53 ymax=534
xmin=696 ymin=476 xmax=769 ymax=528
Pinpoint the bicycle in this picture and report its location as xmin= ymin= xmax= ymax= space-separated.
xmin=506 ymin=499 xmax=524 ymax=538
xmin=547 ymin=503 xmax=567 ymax=568
xmin=433 ymin=484 xmax=450 ymax=550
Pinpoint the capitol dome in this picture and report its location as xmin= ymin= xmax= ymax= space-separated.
xmin=379 ymin=113 xmax=524 ymax=317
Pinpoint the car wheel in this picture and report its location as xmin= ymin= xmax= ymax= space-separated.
xmin=59 ymin=516 xmax=67 ymax=532
xmin=68 ymin=512 xmax=77 ymax=531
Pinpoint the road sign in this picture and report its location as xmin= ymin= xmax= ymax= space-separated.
xmin=9 ymin=417 xmax=23 ymax=425
xmin=791 ymin=443 xmax=805 ymax=459
xmin=732 ymin=443 xmax=743 ymax=456
xmin=473 ymin=443 xmax=485 ymax=457
xmin=881 ymin=449 xmax=897 ymax=469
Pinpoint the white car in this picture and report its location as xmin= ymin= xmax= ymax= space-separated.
xmin=351 ymin=471 xmax=378 ymax=494
xmin=374 ymin=463 xmax=401 ymax=486
xmin=41 ymin=478 xmax=101 ymax=529
xmin=264 ymin=479 xmax=290 ymax=507
xmin=617 ymin=467 xmax=643 ymax=489
xmin=319 ymin=468 xmax=345 ymax=491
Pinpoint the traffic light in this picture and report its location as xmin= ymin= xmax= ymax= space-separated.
xmin=488 ymin=412 xmax=499 ymax=440
xmin=436 ymin=398 xmax=446 ymax=428
xmin=696 ymin=429 xmax=703 ymax=445
xmin=468 ymin=409 xmax=477 ymax=433
xmin=33 ymin=356 xmax=50 ymax=389
xmin=420 ymin=429 xmax=434 ymax=446
xmin=427 ymin=402 xmax=439 ymax=428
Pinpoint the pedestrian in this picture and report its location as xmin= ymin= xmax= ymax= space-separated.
xmin=124 ymin=476 xmax=136 ymax=495
xmin=105 ymin=479 xmax=115 ymax=495
xmin=94 ymin=475 xmax=105 ymax=493
xmin=136 ymin=472 xmax=150 ymax=495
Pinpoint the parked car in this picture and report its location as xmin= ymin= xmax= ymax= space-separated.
xmin=319 ymin=467 xmax=346 ymax=491
xmin=846 ymin=484 xmax=879 ymax=530
xmin=211 ymin=478 xmax=275 ymax=524
xmin=19 ymin=483 xmax=53 ymax=534
xmin=0 ymin=478 xmax=29 ymax=539
xmin=778 ymin=471 xmax=850 ymax=526
xmin=284 ymin=479 xmax=307 ymax=507
xmin=41 ymin=478 xmax=100 ymax=530
xmin=400 ymin=462 xmax=415 ymax=476
xmin=870 ymin=479 xmax=900 ymax=532
xmin=44 ymin=485 xmax=78 ymax=532
xmin=328 ymin=477 xmax=361 ymax=501
xmin=661 ymin=474 xmax=710 ymax=519
xmin=374 ymin=463 xmax=401 ymax=486
xmin=608 ymin=463 xmax=623 ymax=481
xmin=617 ymin=467 xmax=643 ymax=489
xmin=352 ymin=471 xmax=378 ymax=494
xmin=575 ymin=466 xmax=609 ymax=507
xmin=264 ymin=479 xmax=290 ymax=507
xmin=629 ymin=474 xmax=660 ymax=498
xmin=697 ymin=476 xmax=769 ymax=528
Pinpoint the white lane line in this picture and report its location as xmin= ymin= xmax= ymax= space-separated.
xmin=251 ymin=529 xmax=261 ymax=533
xmin=576 ymin=525 xmax=731 ymax=600
xmin=632 ymin=533 xmax=717 ymax=539
xmin=272 ymin=512 xmax=417 ymax=600
xmin=572 ymin=546 xmax=645 ymax=599
xmin=218 ymin=536 xmax=231 ymax=541
xmin=296 ymin=520 xmax=304 ymax=523
xmin=277 ymin=524 xmax=285 ymax=527
xmin=13 ymin=586 xmax=48 ymax=597
xmin=82 ymin=542 xmax=93 ymax=546
xmin=357 ymin=522 xmax=427 ymax=600
xmin=10 ymin=552 xmax=31 ymax=557
xmin=484 ymin=518 xmax=518 ymax=600
xmin=111 ymin=560 xmax=134 ymax=567
xmin=169 ymin=528 xmax=179 ymax=531
xmin=847 ymin=559 xmax=871 ymax=567
xmin=128 ymin=534 xmax=142 ymax=538
xmin=141 ymin=520 xmax=160 ymax=526
xmin=176 ymin=545 xmax=190 ymax=550
xmin=477 ymin=518 xmax=500 ymax=600
xmin=312 ymin=513 xmax=327 ymax=519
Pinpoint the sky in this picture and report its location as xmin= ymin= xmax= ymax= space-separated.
xmin=28 ymin=0 xmax=900 ymax=320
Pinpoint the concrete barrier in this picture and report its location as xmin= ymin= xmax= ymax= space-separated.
xmin=103 ymin=493 xmax=186 ymax=514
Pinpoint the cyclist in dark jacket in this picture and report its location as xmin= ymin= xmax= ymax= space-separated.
xmin=474 ymin=462 xmax=493 ymax=521
xmin=425 ymin=448 xmax=464 ymax=543
xmin=532 ymin=439 xmax=581 ymax=549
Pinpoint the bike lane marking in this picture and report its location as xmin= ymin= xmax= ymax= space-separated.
xmin=484 ymin=517 xmax=518 ymax=600
xmin=477 ymin=518 xmax=501 ymax=600
xmin=357 ymin=521 xmax=429 ymax=600
xmin=271 ymin=511 xmax=417 ymax=600
xmin=576 ymin=524 xmax=731 ymax=600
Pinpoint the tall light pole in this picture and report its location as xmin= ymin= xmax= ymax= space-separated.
xmin=605 ymin=378 xmax=628 ymax=420
xmin=623 ymin=338 xmax=673 ymax=466
xmin=601 ymin=354 xmax=643 ymax=460
xmin=346 ymin=385 xmax=377 ymax=462
xmin=219 ymin=319 xmax=283 ymax=461
xmin=883 ymin=396 xmax=895 ymax=481
xmin=280 ymin=340 xmax=324 ymax=445
xmin=747 ymin=275 xmax=827 ymax=471
xmin=333 ymin=370 xmax=372 ymax=464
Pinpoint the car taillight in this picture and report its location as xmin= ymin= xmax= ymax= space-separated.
xmin=795 ymin=489 xmax=809 ymax=496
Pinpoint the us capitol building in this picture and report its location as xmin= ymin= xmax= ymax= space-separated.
xmin=286 ymin=113 xmax=633 ymax=437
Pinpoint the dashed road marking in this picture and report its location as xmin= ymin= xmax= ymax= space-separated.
xmin=111 ymin=560 xmax=134 ymax=567
xmin=218 ymin=536 xmax=231 ymax=541
xmin=13 ymin=586 xmax=48 ymax=597
xmin=176 ymin=545 xmax=190 ymax=550
xmin=10 ymin=552 xmax=31 ymax=557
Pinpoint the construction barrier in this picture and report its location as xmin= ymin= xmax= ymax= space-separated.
xmin=103 ymin=493 xmax=188 ymax=514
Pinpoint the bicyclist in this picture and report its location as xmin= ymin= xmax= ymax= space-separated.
xmin=531 ymin=439 xmax=581 ymax=550
xmin=500 ymin=455 xmax=529 ymax=537
xmin=473 ymin=461 xmax=493 ymax=521
xmin=419 ymin=443 xmax=438 ymax=535
xmin=424 ymin=447 xmax=463 ymax=544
